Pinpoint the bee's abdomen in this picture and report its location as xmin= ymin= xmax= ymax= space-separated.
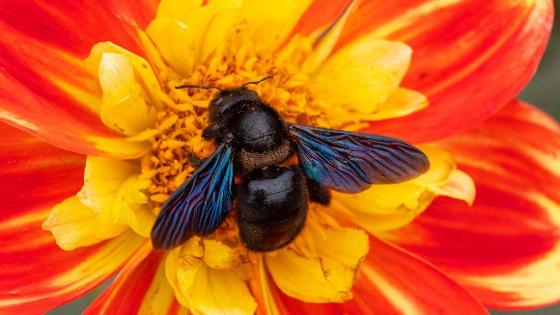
xmin=236 ymin=166 xmax=308 ymax=252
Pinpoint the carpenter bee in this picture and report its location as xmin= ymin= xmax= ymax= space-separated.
xmin=151 ymin=77 xmax=430 ymax=251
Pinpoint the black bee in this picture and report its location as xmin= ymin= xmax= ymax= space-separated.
xmin=151 ymin=77 xmax=430 ymax=251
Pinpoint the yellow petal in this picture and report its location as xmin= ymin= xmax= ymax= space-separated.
xmin=85 ymin=42 xmax=162 ymax=109
xmin=309 ymin=38 xmax=411 ymax=120
xmin=78 ymin=156 xmax=139 ymax=213
xmin=154 ymin=0 xmax=243 ymax=69
xmin=334 ymin=148 xmax=452 ymax=214
xmin=152 ymin=0 xmax=311 ymax=69
xmin=120 ymin=204 xmax=155 ymax=238
xmin=235 ymin=0 xmax=313 ymax=52
xmin=138 ymin=259 xmax=182 ymax=315
xmin=147 ymin=18 xmax=197 ymax=77
xmin=42 ymin=197 xmax=126 ymax=250
xmin=266 ymin=218 xmax=368 ymax=303
xmin=203 ymin=239 xmax=242 ymax=269
xmin=253 ymin=256 xmax=281 ymax=315
xmin=199 ymin=7 xmax=241 ymax=61
xmin=165 ymin=237 xmax=204 ymax=306
xmin=178 ymin=0 xmax=244 ymax=61
xmin=98 ymin=53 xmax=157 ymax=135
xmin=86 ymin=135 xmax=151 ymax=159
xmin=369 ymin=88 xmax=429 ymax=121
xmin=156 ymin=0 xmax=203 ymax=21
xmin=165 ymin=236 xmax=256 ymax=314
xmin=83 ymin=42 xmax=158 ymax=158
xmin=187 ymin=264 xmax=257 ymax=315
xmin=111 ymin=176 xmax=155 ymax=237
xmin=333 ymin=147 xmax=476 ymax=231
xmin=429 ymin=169 xmax=476 ymax=206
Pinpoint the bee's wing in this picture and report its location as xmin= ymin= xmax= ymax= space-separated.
xmin=290 ymin=124 xmax=430 ymax=193
xmin=151 ymin=143 xmax=235 ymax=250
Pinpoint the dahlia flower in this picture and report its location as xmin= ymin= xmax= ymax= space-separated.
xmin=0 ymin=0 xmax=557 ymax=314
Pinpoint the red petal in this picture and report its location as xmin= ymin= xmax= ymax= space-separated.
xmin=85 ymin=248 xmax=185 ymax=315
xmin=84 ymin=248 xmax=155 ymax=315
xmin=340 ymin=0 xmax=553 ymax=142
xmin=0 ymin=1 xmax=156 ymax=155
xmin=262 ymin=237 xmax=487 ymax=314
xmin=0 ymin=122 xmax=84 ymax=221
xmin=0 ymin=122 xmax=143 ymax=313
xmin=386 ymin=100 xmax=560 ymax=309
xmin=104 ymin=0 xmax=159 ymax=30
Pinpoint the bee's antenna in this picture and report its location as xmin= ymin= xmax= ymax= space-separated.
xmin=242 ymin=75 xmax=273 ymax=88
xmin=175 ymin=84 xmax=223 ymax=92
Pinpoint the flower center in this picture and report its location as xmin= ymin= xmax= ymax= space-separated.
xmin=142 ymin=37 xmax=345 ymax=247
xmin=145 ymin=38 xmax=357 ymax=200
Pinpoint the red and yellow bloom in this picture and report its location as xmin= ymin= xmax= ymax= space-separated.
xmin=0 ymin=0 xmax=557 ymax=314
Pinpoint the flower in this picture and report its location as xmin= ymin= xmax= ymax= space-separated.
xmin=0 ymin=0 xmax=556 ymax=314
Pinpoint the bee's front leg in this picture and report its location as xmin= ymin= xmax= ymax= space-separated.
xmin=202 ymin=123 xmax=221 ymax=140
xmin=187 ymin=151 xmax=203 ymax=167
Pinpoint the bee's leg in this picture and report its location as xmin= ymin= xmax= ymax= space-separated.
xmin=307 ymin=179 xmax=331 ymax=206
xmin=202 ymin=123 xmax=221 ymax=140
xmin=193 ymin=125 xmax=226 ymax=167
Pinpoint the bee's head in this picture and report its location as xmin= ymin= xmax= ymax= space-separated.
xmin=208 ymin=88 xmax=260 ymax=123
xmin=175 ymin=76 xmax=272 ymax=124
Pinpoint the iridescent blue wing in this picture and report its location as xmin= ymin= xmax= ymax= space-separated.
xmin=151 ymin=143 xmax=235 ymax=250
xmin=290 ymin=124 xmax=429 ymax=193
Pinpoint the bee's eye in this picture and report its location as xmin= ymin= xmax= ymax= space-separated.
xmin=213 ymin=97 xmax=223 ymax=106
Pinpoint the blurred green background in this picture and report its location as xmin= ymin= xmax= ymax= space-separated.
xmin=519 ymin=1 xmax=560 ymax=119
xmin=49 ymin=2 xmax=560 ymax=314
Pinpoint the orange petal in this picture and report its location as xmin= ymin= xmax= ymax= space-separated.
xmin=0 ymin=121 xmax=84 ymax=215
xmin=290 ymin=0 xmax=353 ymax=37
xmin=340 ymin=0 xmax=553 ymax=143
xmin=386 ymin=100 xmax=560 ymax=309
xmin=85 ymin=248 xmax=188 ymax=315
xmin=0 ymin=1 xmax=155 ymax=156
xmin=104 ymin=0 xmax=159 ymax=30
xmin=259 ymin=237 xmax=488 ymax=314
xmin=0 ymin=122 xmax=145 ymax=313
xmin=0 ymin=230 xmax=146 ymax=314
